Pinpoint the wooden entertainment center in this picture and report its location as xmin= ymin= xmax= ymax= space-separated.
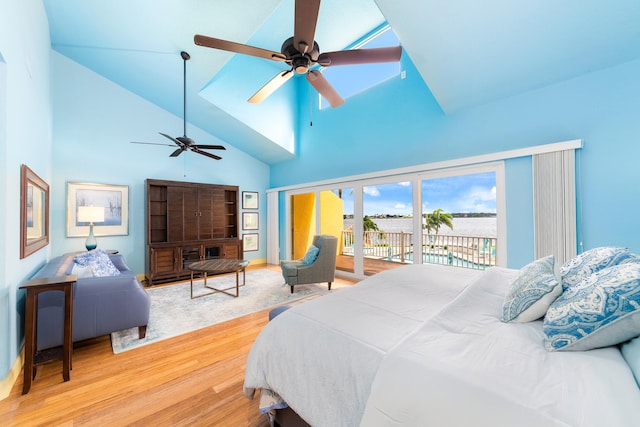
xmin=145 ymin=179 xmax=243 ymax=286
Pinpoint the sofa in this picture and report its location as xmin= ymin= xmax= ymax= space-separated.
xmin=30 ymin=251 xmax=150 ymax=351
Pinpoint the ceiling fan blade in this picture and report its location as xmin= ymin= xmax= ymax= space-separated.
xmin=317 ymin=46 xmax=402 ymax=67
xmin=130 ymin=141 xmax=175 ymax=147
xmin=294 ymin=0 xmax=320 ymax=55
xmin=169 ymin=148 xmax=184 ymax=157
xmin=306 ymin=70 xmax=344 ymax=108
xmin=248 ymin=69 xmax=294 ymax=104
xmin=192 ymin=148 xmax=222 ymax=160
xmin=193 ymin=144 xmax=226 ymax=151
xmin=159 ymin=132 xmax=185 ymax=147
xmin=194 ymin=35 xmax=286 ymax=62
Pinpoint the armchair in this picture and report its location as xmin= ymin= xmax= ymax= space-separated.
xmin=281 ymin=235 xmax=338 ymax=293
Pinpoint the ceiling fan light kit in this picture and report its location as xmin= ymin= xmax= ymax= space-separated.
xmin=194 ymin=0 xmax=402 ymax=108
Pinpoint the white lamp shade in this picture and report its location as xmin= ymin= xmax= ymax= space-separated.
xmin=77 ymin=206 xmax=105 ymax=223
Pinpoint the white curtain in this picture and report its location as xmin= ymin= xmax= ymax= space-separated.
xmin=532 ymin=149 xmax=577 ymax=266
xmin=267 ymin=191 xmax=279 ymax=264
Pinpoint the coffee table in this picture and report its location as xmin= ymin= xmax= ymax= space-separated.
xmin=187 ymin=258 xmax=249 ymax=299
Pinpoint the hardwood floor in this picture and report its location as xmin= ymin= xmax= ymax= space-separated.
xmin=0 ymin=267 xmax=357 ymax=427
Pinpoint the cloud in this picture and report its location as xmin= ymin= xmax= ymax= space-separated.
xmin=394 ymin=203 xmax=406 ymax=209
xmin=363 ymin=186 xmax=380 ymax=196
xmin=398 ymin=181 xmax=411 ymax=187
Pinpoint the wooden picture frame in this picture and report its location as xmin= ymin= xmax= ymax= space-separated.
xmin=67 ymin=182 xmax=129 ymax=237
xmin=243 ymin=233 xmax=259 ymax=252
xmin=242 ymin=191 xmax=258 ymax=209
xmin=20 ymin=164 xmax=50 ymax=259
xmin=242 ymin=212 xmax=259 ymax=230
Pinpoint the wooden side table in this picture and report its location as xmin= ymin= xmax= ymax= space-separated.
xmin=20 ymin=275 xmax=77 ymax=394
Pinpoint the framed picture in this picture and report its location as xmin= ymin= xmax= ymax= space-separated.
xmin=242 ymin=191 xmax=259 ymax=209
xmin=67 ymin=182 xmax=129 ymax=237
xmin=243 ymin=233 xmax=259 ymax=252
xmin=242 ymin=212 xmax=259 ymax=230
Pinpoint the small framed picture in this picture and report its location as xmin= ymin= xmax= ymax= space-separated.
xmin=242 ymin=191 xmax=259 ymax=209
xmin=243 ymin=233 xmax=259 ymax=252
xmin=242 ymin=212 xmax=259 ymax=230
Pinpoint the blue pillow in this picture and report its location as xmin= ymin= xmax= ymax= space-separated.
xmin=560 ymin=246 xmax=632 ymax=290
xmin=544 ymin=263 xmax=640 ymax=351
xmin=301 ymin=245 xmax=320 ymax=265
xmin=501 ymin=255 xmax=561 ymax=323
xmin=74 ymin=249 xmax=120 ymax=277
xmin=621 ymin=336 xmax=640 ymax=387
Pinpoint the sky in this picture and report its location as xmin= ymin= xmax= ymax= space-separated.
xmin=338 ymin=172 xmax=497 ymax=216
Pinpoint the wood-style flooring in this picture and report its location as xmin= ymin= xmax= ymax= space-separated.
xmin=0 ymin=266 xmax=357 ymax=427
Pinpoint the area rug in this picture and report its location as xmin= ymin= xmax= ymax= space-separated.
xmin=111 ymin=269 xmax=340 ymax=353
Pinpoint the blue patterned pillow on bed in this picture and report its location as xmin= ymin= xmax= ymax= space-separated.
xmin=301 ymin=245 xmax=320 ymax=265
xmin=544 ymin=262 xmax=640 ymax=351
xmin=560 ymin=246 xmax=633 ymax=290
xmin=74 ymin=249 xmax=120 ymax=277
xmin=501 ymin=255 xmax=561 ymax=323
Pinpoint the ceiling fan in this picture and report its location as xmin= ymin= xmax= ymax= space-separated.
xmin=194 ymin=0 xmax=402 ymax=108
xmin=131 ymin=51 xmax=226 ymax=160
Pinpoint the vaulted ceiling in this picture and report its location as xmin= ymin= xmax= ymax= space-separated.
xmin=43 ymin=0 xmax=640 ymax=164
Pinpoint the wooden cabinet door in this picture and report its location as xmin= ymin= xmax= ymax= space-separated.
xmin=150 ymin=247 xmax=178 ymax=276
xmin=167 ymin=186 xmax=198 ymax=242
xmin=197 ymin=186 xmax=215 ymax=240
xmin=222 ymin=242 xmax=239 ymax=259
xmin=211 ymin=188 xmax=226 ymax=239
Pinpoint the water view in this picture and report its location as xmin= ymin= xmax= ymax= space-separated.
xmin=344 ymin=216 xmax=497 ymax=238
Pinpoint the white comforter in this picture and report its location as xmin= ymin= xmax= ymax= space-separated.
xmin=243 ymin=264 xmax=640 ymax=427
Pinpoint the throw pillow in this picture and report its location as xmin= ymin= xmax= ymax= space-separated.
xmin=71 ymin=263 xmax=94 ymax=278
xmin=560 ymin=246 xmax=632 ymax=290
xmin=74 ymin=249 xmax=121 ymax=277
xmin=621 ymin=336 xmax=640 ymax=388
xmin=302 ymin=245 xmax=320 ymax=265
xmin=544 ymin=262 xmax=640 ymax=351
xmin=501 ymin=255 xmax=561 ymax=323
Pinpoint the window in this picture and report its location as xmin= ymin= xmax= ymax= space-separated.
xmin=320 ymin=26 xmax=401 ymax=109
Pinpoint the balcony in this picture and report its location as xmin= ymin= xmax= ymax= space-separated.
xmin=338 ymin=230 xmax=496 ymax=275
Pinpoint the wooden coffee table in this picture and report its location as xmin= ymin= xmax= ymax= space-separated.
xmin=187 ymin=259 xmax=249 ymax=299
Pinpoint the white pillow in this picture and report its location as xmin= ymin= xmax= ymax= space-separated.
xmin=501 ymin=255 xmax=561 ymax=323
xmin=71 ymin=263 xmax=94 ymax=278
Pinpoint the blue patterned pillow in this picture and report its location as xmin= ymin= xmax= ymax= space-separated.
xmin=301 ymin=245 xmax=320 ymax=265
xmin=74 ymin=249 xmax=120 ymax=277
xmin=502 ymin=255 xmax=561 ymax=323
xmin=560 ymin=246 xmax=633 ymax=290
xmin=544 ymin=263 xmax=640 ymax=351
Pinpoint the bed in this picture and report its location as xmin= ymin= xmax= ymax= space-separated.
xmin=243 ymin=256 xmax=640 ymax=427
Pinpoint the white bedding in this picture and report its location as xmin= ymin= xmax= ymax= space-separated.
xmin=243 ymin=264 xmax=640 ymax=427
xmin=243 ymin=264 xmax=482 ymax=427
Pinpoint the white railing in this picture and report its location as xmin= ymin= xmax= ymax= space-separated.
xmin=341 ymin=230 xmax=496 ymax=270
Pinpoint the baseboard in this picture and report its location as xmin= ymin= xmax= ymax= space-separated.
xmin=0 ymin=347 xmax=23 ymax=401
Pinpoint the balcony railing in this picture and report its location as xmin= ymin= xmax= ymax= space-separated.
xmin=341 ymin=230 xmax=496 ymax=270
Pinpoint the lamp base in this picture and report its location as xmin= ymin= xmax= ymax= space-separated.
xmin=85 ymin=223 xmax=98 ymax=251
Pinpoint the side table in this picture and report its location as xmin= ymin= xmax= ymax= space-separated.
xmin=20 ymin=275 xmax=77 ymax=394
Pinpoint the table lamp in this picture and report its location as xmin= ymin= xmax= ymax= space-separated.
xmin=77 ymin=206 xmax=105 ymax=250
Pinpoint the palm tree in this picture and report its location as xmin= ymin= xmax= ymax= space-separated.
xmin=423 ymin=208 xmax=454 ymax=235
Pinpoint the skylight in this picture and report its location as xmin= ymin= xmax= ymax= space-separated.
xmin=320 ymin=26 xmax=401 ymax=109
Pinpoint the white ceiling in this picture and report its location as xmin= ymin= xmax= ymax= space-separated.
xmin=43 ymin=0 xmax=640 ymax=164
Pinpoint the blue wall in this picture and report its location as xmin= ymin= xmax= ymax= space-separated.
xmin=272 ymin=51 xmax=640 ymax=265
xmin=50 ymin=53 xmax=270 ymax=274
xmin=0 ymin=0 xmax=53 ymax=387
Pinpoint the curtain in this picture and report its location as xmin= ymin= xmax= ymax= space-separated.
xmin=532 ymin=149 xmax=577 ymax=266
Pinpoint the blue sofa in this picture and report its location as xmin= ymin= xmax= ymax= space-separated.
xmin=30 ymin=253 xmax=150 ymax=351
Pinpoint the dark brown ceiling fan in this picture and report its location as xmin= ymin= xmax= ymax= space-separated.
xmin=194 ymin=0 xmax=402 ymax=108
xmin=131 ymin=51 xmax=226 ymax=160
